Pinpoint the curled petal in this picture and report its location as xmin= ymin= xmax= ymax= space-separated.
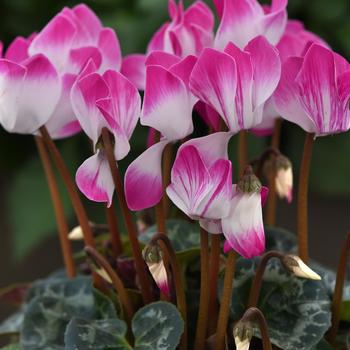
xmin=141 ymin=65 xmax=193 ymax=140
xmin=76 ymin=150 xmax=114 ymax=206
xmin=98 ymin=28 xmax=122 ymax=72
xmin=121 ymin=54 xmax=147 ymax=90
xmin=169 ymin=54 xmax=198 ymax=90
xmin=147 ymin=23 xmax=170 ymax=53
xmin=195 ymin=101 xmax=222 ymax=132
xmin=190 ymin=48 xmax=237 ymax=131
xmin=125 ymin=140 xmax=169 ymax=211
xmin=67 ymin=46 xmax=102 ymax=74
xmin=184 ymin=1 xmax=214 ymax=32
xmin=71 ymin=72 xmax=109 ymax=142
xmin=222 ymin=186 xmax=265 ymax=258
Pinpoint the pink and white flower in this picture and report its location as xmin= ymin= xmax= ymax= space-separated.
xmin=190 ymin=36 xmax=281 ymax=133
xmin=214 ymin=0 xmax=288 ymax=50
xmin=125 ymin=53 xmax=197 ymax=211
xmin=71 ymin=69 xmax=141 ymax=206
xmin=121 ymin=0 xmax=214 ymax=90
xmin=274 ymin=44 xmax=350 ymax=136
xmin=222 ymin=168 xmax=269 ymax=259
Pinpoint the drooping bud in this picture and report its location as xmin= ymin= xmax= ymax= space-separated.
xmin=275 ymin=155 xmax=293 ymax=203
xmin=68 ymin=225 xmax=84 ymax=240
xmin=233 ymin=321 xmax=253 ymax=350
xmin=283 ymin=255 xmax=321 ymax=280
xmin=142 ymin=244 xmax=169 ymax=296
xmin=237 ymin=166 xmax=262 ymax=194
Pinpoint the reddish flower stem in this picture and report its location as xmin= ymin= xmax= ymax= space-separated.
xmin=35 ymin=136 xmax=76 ymax=278
xmin=207 ymin=234 xmax=221 ymax=335
xmin=215 ymin=251 xmax=237 ymax=350
xmin=105 ymin=203 xmax=123 ymax=257
xmin=240 ymin=307 xmax=272 ymax=350
xmin=248 ymin=251 xmax=285 ymax=308
xmin=238 ymin=131 xmax=248 ymax=177
xmin=265 ymin=119 xmax=282 ymax=227
xmin=162 ymin=143 xmax=173 ymax=219
xmin=101 ymin=127 xmax=153 ymax=304
xmin=85 ymin=246 xmax=134 ymax=326
xmin=150 ymin=233 xmax=188 ymax=349
xmin=327 ymin=232 xmax=350 ymax=345
xmin=194 ymin=228 xmax=210 ymax=350
xmin=297 ymin=132 xmax=314 ymax=263
xmin=39 ymin=126 xmax=95 ymax=247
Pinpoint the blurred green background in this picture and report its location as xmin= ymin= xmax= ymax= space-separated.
xmin=0 ymin=0 xmax=350 ymax=288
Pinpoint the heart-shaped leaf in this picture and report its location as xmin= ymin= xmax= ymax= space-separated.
xmin=220 ymin=257 xmax=331 ymax=350
xmin=64 ymin=318 xmax=132 ymax=350
xmin=20 ymin=276 xmax=117 ymax=350
xmin=132 ymin=301 xmax=184 ymax=350
xmin=0 ymin=311 xmax=24 ymax=336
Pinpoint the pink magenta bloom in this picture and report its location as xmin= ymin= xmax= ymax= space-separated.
xmin=121 ymin=0 xmax=214 ymax=90
xmin=223 ymin=185 xmax=268 ymax=258
xmin=274 ymin=44 xmax=350 ymax=136
xmin=166 ymin=144 xmax=232 ymax=222
xmin=190 ymin=36 xmax=281 ymax=133
xmin=124 ymin=53 xmax=197 ymax=211
xmin=71 ymin=69 xmax=141 ymax=205
xmin=0 ymin=54 xmax=60 ymax=134
xmin=253 ymin=20 xmax=329 ymax=136
xmin=214 ymin=0 xmax=287 ymax=50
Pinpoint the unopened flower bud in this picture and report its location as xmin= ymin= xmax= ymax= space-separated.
xmin=238 ymin=166 xmax=262 ymax=193
xmin=233 ymin=321 xmax=253 ymax=350
xmin=283 ymin=255 xmax=321 ymax=280
xmin=68 ymin=225 xmax=84 ymax=240
xmin=142 ymin=244 xmax=169 ymax=296
xmin=275 ymin=155 xmax=293 ymax=203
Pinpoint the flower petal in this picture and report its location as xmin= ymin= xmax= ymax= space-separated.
xmin=245 ymin=36 xmax=281 ymax=108
xmin=222 ymin=187 xmax=265 ymax=258
xmin=184 ymin=1 xmax=214 ymax=32
xmin=125 ymin=140 xmax=169 ymax=211
xmin=189 ymin=48 xmax=237 ymax=131
xmin=145 ymin=51 xmax=180 ymax=69
xmin=76 ymin=150 xmax=114 ymax=206
xmin=29 ymin=14 xmax=77 ymax=71
xmin=166 ymin=145 xmax=211 ymax=218
xmin=274 ymin=57 xmax=316 ymax=133
xmin=45 ymin=73 xmax=81 ymax=139
xmin=14 ymin=54 xmax=61 ymax=134
xmin=141 ymin=65 xmax=193 ymax=140
xmin=295 ymin=44 xmax=343 ymax=134
xmin=214 ymin=0 xmax=263 ymax=50
xmin=180 ymin=132 xmax=231 ymax=167
xmin=194 ymin=101 xmax=222 ymax=132
xmin=98 ymin=28 xmax=122 ymax=72
xmin=147 ymin=23 xmax=170 ymax=52
xmin=121 ymin=54 xmax=147 ymax=90
xmin=5 ymin=36 xmax=30 ymax=63
xmin=67 ymin=46 xmax=102 ymax=74
xmin=147 ymin=261 xmax=170 ymax=296
xmin=0 ymin=60 xmax=26 ymax=132
xmin=70 ymin=72 xmax=109 ymax=142
xmin=169 ymin=54 xmax=197 ymax=90
xmin=199 ymin=218 xmax=222 ymax=234
xmin=101 ymin=69 xmax=141 ymax=139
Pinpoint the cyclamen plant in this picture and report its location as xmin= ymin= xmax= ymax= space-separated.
xmin=1 ymin=1 xmax=350 ymax=350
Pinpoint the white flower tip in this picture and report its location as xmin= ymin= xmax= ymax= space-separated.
xmin=284 ymin=255 xmax=321 ymax=280
xmin=275 ymin=166 xmax=293 ymax=202
xmin=234 ymin=336 xmax=251 ymax=350
xmin=95 ymin=267 xmax=112 ymax=284
xmin=68 ymin=225 xmax=84 ymax=240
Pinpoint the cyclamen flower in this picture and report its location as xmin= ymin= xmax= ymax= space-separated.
xmin=223 ymin=167 xmax=268 ymax=258
xmin=166 ymin=144 xmax=232 ymax=225
xmin=121 ymin=0 xmax=214 ymax=90
xmin=125 ymin=53 xmax=197 ymax=211
xmin=253 ymin=20 xmax=329 ymax=136
xmin=190 ymin=36 xmax=281 ymax=133
xmin=71 ymin=69 xmax=140 ymax=206
xmin=0 ymin=4 xmax=122 ymax=139
xmin=214 ymin=0 xmax=287 ymax=50
xmin=274 ymin=44 xmax=350 ymax=136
